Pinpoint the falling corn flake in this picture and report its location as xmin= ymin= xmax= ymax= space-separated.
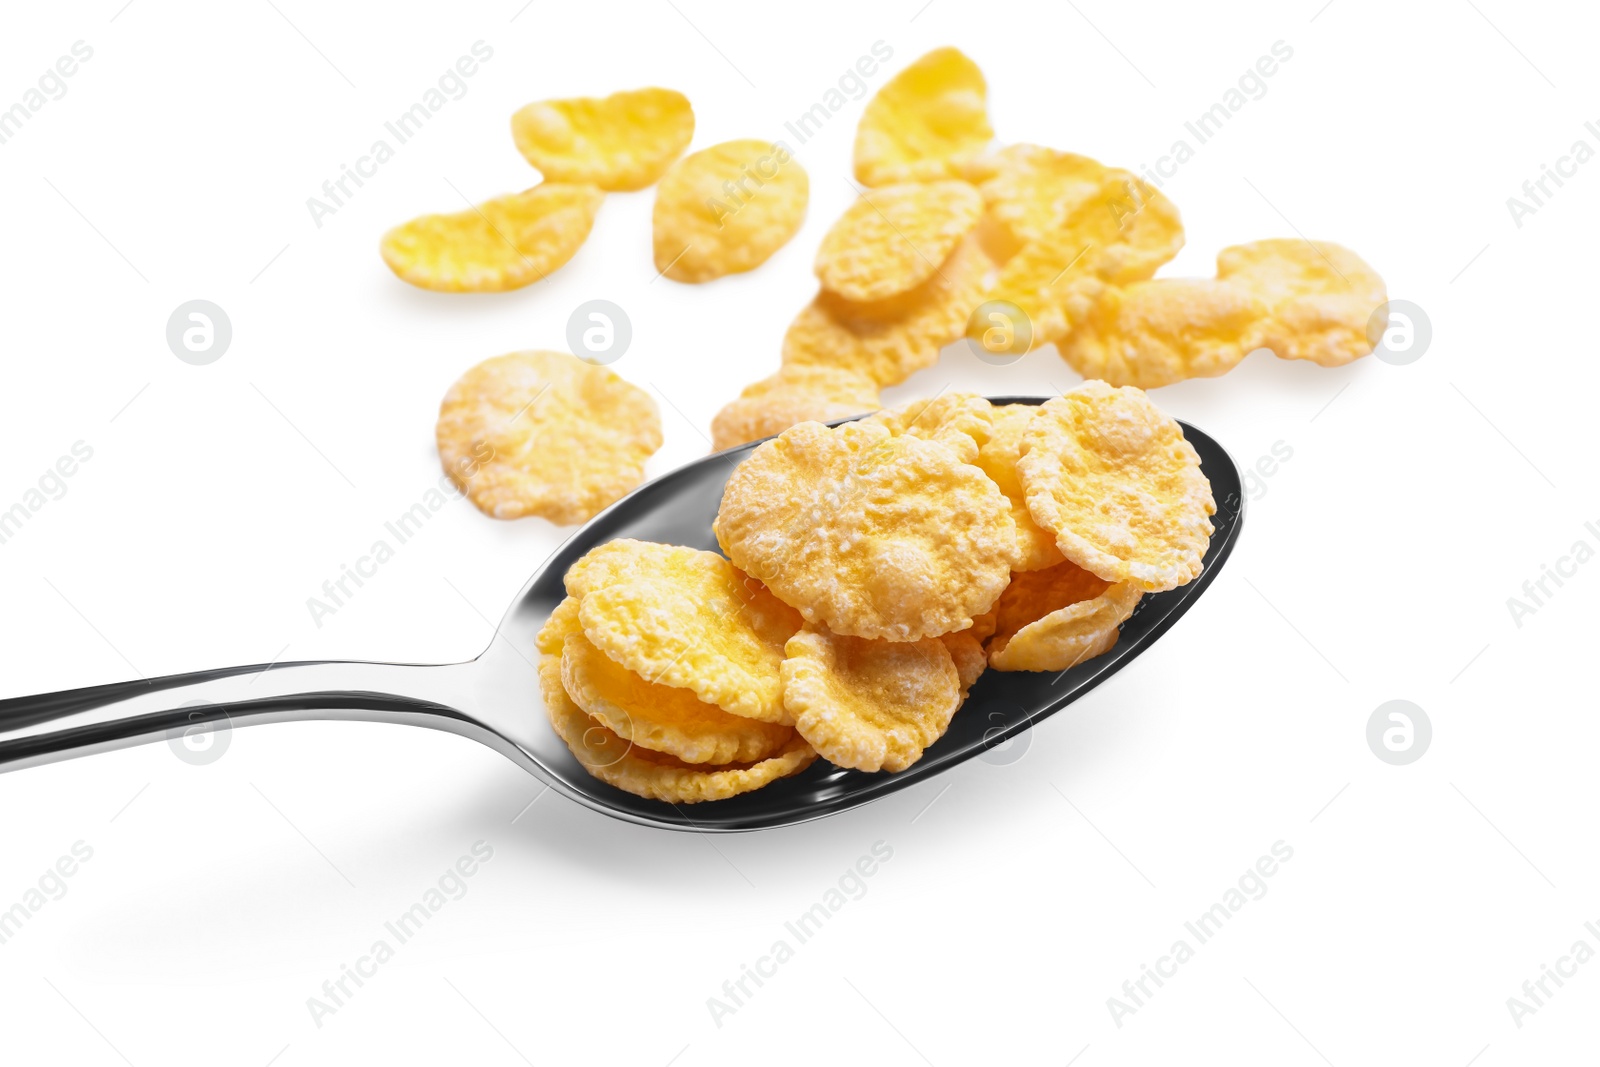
xmin=854 ymin=47 xmax=993 ymax=187
xmin=436 ymin=351 xmax=661 ymax=525
xmin=815 ymin=180 xmax=986 ymax=303
xmin=1058 ymin=278 xmax=1271 ymax=390
xmin=783 ymin=234 xmax=994 ymax=387
xmin=963 ymin=144 xmax=1110 ymax=262
xmin=979 ymin=170 xmax=1183 ymax=344
xmin=652 ymin=139 xmax=809 ymax=283
xmin=512 ymin=87 xmax=693 ymax=192
xmin=710 ymin=364 xmax=881 ymax=452
xmin=380 ymin=183 xmax=603 ymax=292
xmin=1217 ymin=239 xmax=1387 ymax=367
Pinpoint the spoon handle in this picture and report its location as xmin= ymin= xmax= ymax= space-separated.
xmin=0 ymin=659 xmax=479 ymax=774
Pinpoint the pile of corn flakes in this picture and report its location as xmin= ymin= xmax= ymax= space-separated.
xmin=376 ymin=50 xmax=1381 ymax=802
xmin=406 ymin=48 xmax=1381 ymax=528
xmin=711 ymin=46 xmax=1389 ymax=446
xmin=542 ymin=383 xmax=1213 ymax=801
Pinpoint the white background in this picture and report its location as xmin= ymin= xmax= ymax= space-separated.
xmin=0 ymin=0 xmax=1594 ymax=1063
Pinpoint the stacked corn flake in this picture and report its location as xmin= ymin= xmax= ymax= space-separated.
xmin=537 ymin=542 xmax=818 ymax=803
xmin=545 ymin=381 xmax=1214 ymax=802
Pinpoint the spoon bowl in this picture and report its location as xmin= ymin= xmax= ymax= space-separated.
xmin=0 ymin=398 xmax=1243 ymax=832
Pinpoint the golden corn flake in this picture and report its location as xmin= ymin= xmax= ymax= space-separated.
xmin=381 ymin=183 xmax=603 ymax=292
xmin=854 ymin=48 xmax=992 ymax=187
xmin=715 ymin=420 xmax=1018 ymax=641
xmin=815 ymin=181 xmax=985 ymax=303
xmin=1061 ymin=170 xmax=1185 ymax=283
xmin=538 ymin=651 xmax=596 ymax=739
xmin=782 ymin=626 xmax=960 ymax=772
xmin=1216 ymin=239 xmax=1387 ymax=367
xmin=987 ymin=559 xmax=1110 ymax=645
xmin=711 ymin=364 xmax=881 ymax=452
xmin=511 ymin=88 xmax=693 ymax=192
xmin=981 ymin=239 xmax=1097 ymax=345
xmin=575 ymin=542 xmax=802 ymax=723
xmin=542 ymin=653 xmax=818 ymax=803
xmin=939 ymin=630 xmax=987 ymax=696
xmin=564 ymin=538 xmax=695 ymax=600
xmin=1058 ymin=278 xmax=1270 ymax=390
xmin=990 ymin=577 xmax=1142 ymax=673
xmin=536 ymin=595 xmax=584 ymax=656
xmin=653 ymin=139 xmax=808 ymax=283
xmin=562 ymin=628 xmax=792 ymax=764
xmin=437 ymin=351 xmax=662 ymax=524
xmin=783 ymin=234 xmax=993 ymax=387
xmin=963 ymin=145 xmax=1110 ymax=262
xmin=865 ymin=391 xmax=994 ymax=464
xmin=974 ymin=404 xmax=1065 ymax=572
xmin=980 ymin=170 xmax=1183 ymax=343
xmin=541 ymin=573 xmax=814 ymax=800
xmin=1018 ymin=381 xmax=1215 ymax=592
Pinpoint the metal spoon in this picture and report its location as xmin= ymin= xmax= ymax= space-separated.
xmin=0 ymin=397 xmax=1243 ymax=832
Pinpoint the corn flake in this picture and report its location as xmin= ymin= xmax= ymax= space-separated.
xmin=437 ymin=351 xmax=661 ymax=524
xmin=537 ymin=595 xmax=583 ymax=656
xmin=940 ymin=630 xmax=988 ymax=695
xmin=988 ymin=568 xmax=1142 ymax=672
xmin=541 ymin=653 xmax=818 ymax=803
xmin=783 ymin=234 xmax=993 ymax=386
xmin=562 ymin=628 xmax=792 ymax=764
xmin=1018 ymin=381 xmax=1214 ymax=591
xmin=979 ymin=170 xmax=1183 ymax=343
xmin=865 ymin=391 xmax=993 ymax=464
xmin=1216 ymin=239 xmax=1387 ymax=367
xmin=381 ymin=184 xmax=603 ymax=292
xmin=653 ymin=139 xmax=808 ymax=283
xmin=711 ymin=364 xmax=881 ymax=452
xmin=575 ymin=542 xmax=801 ymax=723
xmin=854 ymin=48 xmax=992 ymax=187
xmin=715 ymin=419 xmax=1018 ymax=640
xmin=816 ymin=181 xmax=986 ymax=303
xmin=511 ymin=87 xmax=693 ymax=192
xmin=974 ymin=404 xmax=1066 ymax=571
xmin=1058 ymin=278 xmax=1270 ymax=389
xmin=963 ymin=145 xmax=1110 ymax=262
xmin=988 ymin=559 xmax=1109 ymax=642
xmin=782 ymin=626 xmax=961 ymax=772
xmin=565 ymin=538 xmax=693 ymax=600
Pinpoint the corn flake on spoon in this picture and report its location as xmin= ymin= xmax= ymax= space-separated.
xmin=0 ymin=398 xmax=1242 ymax=832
